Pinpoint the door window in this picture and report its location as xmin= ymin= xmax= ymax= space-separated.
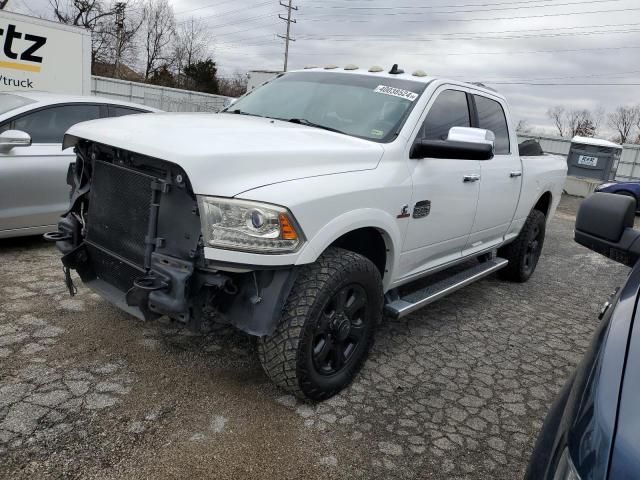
xmin=12 ymin=104 xmax=101 ymax=143
xmin=419 ymin=90 xmax=471 ymax=141
xmin=474 ymin=95 xmax=510 ymax=154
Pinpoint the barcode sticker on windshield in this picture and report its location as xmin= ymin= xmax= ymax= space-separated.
xmin=374 ymin=85 xmax=419 ymax=102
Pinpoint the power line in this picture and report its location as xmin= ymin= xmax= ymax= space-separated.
xmin=296 ymin=0 xmax=619 ymax=8
xmin=296 ymin=6 xmax=640 ymax=23
xmin=300 ymin=0 xmax=626 ymax=15
xmin=176 ymin=1 xmax=275 ymax=25
xmin=293 ymin=21 xmax=640 ymax=39
xmin=175 ymin=0 xmax=241 ymax=15
xmin=189 ymin=13 xmax=277 ymax=29
xmin=472 ymin=69 xmax=640 ymax=82
xmin=296 ymin=28 xmax=640 ymax=44
xmin=223 ymin=44 xmax=640 ymax=57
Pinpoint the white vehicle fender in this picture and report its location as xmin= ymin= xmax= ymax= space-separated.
xmin=295 ymin=208 xmax=403 ymax=287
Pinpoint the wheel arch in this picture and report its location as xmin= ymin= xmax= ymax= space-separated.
xmin=295 ymin=209 xmax=401 ymax=289
xmin=533 ymin=191 xmax=553 ymax=217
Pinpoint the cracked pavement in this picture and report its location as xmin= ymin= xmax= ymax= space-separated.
xmin=0 ymin=195 xmax=631 ymax=479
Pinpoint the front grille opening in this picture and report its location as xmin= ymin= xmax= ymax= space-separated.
xmin=87 ymin=244 xmax=145 ymax=292
xmin=86 ymin=161 xmax=154 ymax=266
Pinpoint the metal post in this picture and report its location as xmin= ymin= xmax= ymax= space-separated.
xmin=277 ymin=0 xmax=298 ymax=72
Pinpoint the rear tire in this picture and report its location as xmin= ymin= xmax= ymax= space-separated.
xmin=258 ymin=247 xmax=383 ymax=401
xmin=498 ymin=209 xmax=546 ymax=283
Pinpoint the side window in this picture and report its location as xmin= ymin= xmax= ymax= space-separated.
xmin=419 ymin=90 xmax=470 ymax=141
xmin=12 ymin=104 xmax=101 ymax=143
xmin=474 ymin=95 xmax=510 ymax=154
xmin=111 ymin=106 xmax=147 ymax=117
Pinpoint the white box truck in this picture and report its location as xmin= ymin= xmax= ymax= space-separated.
xmin=0 ymin=10 xmax=91 ymax=95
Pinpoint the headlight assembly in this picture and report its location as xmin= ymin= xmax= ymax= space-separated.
xmin=553 ymin=448 xmax=581 ymax=480
xmin=197 ymin=196 xmax=304 ymax=254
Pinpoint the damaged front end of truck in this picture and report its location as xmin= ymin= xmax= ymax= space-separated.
xmin=45 ymin=137 xmax=297 ymax=336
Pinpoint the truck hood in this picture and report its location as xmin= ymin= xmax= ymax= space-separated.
xmin=65 ymin=113 xmax=385 ymax=197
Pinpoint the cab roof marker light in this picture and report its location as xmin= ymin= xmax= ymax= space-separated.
xmin=368 ymin=66 xmax=384 ymax=73
xmin=412 ymin=70 xmax=428 ymax=77
xmin=304 ymin=65 xmax=318 ymax=69
xmin=344 ymin=64 xmax=359 ymax=70
xmin=324 ymin=65 xmax=338 ymax=70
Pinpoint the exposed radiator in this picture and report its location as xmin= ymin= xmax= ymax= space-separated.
xmin=86 ymin=160 xmax=154 ymax=266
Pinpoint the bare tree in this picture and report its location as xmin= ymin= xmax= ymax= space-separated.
xmin=547 ymin=106 xmax=565 ymax=137
xmin=566 ymin=109 xmax=598 ymax=138
xmin=608 ymin=106 xmax=640 ymax=144
xmin=592 ymin=106 xmax=605 ymax=135
xmin=218 ymin=73 xmax=248 ymax=97
xmin=108 ymin=2 xmax=143 ymax=78
xmin=173 ymin=18 xmax=212 ymax=80
xmin=141 ymin=0 xmax=175 ymax=81
xmin=49 ymin=0 xmax=117 ymax=63
xmin=515 ymin=119 xmax=532 ymax=134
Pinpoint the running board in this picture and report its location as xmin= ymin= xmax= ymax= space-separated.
xmin=384 ymin=258 xmax=509 ymax=319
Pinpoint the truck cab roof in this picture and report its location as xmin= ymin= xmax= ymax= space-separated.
xmin=287 ymin=66 xmax=504 ymax=100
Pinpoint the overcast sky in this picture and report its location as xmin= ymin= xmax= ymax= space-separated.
xmin=9 ymin=0 xmax=640 ymax=136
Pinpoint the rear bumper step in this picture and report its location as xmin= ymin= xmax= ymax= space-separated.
xmin=384 ymin=258 xmax=509 ymax=319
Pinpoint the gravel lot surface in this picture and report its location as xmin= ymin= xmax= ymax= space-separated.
xmin=0 ymin=195 xmax=631 ymax=479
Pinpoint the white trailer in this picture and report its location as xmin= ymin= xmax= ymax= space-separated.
xmin=0 ymin=11 xmax=91 ymax=95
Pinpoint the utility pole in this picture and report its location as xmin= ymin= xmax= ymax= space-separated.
xmin=277 ymin=0 xmax=297 ymax=72
xmin=113 ymin=2 xmax=126 ymax=77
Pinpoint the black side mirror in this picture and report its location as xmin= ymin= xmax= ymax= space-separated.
xmin=575 ymin=193 xmax=640 ymax=266
xmin=410 ymin=139 xmax=494 ymax=160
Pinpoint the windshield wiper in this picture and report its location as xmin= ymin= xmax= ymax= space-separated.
xmin=226 ymin=109 xmax=265 ymax=118
xmin=275 ymin=117 xmax=346 ymax=135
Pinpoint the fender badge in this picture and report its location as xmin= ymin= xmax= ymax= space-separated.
xmin=413 ymin=200 xmax=431 ymax=219
xmin=397 ymin=205 xmax=410 ymax=219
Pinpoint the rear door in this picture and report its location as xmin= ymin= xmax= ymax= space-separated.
xmin=0 ymin=104 xmax=103 ymax=234
xmin=464 ymin=94 xmax=521 ymax=255
xmin=399 ymin=87 xmax=481 ymax=280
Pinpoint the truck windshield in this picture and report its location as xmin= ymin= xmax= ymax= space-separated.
xmin=224 ymin=71 xmax=428 ymax=142
xmin=0 ymin=94 xmax=36 ymax=116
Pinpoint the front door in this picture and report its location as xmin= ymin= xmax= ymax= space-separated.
xmin=399 ymin=88 xmax=481 ymax=280
xmin=0 ymin=104 xmax=102 ymax=234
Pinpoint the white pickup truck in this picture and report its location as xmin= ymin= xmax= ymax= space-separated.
xmin=48 ymin=65 xmax=567 ymax=400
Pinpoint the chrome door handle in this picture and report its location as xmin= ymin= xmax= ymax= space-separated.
xmin=463 ymin=174 xmax=480 ymax=183
xmin=510 ymin=171 xmax=522 ymax=178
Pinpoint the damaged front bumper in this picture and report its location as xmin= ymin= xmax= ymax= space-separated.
xmin=46 ymin=141 xmax=296 ymax=337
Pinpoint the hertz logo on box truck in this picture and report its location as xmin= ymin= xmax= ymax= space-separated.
xmin=0 ymin=10 xmax=91 ymax=95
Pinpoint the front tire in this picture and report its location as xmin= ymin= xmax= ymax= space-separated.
xmin=498 ymin=209 xmax=546 ymax=283
xmin=258 ymin=247 xmax=383 ymax=401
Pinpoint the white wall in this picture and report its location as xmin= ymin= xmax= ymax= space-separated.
xmin=91 ymin=76 xmax=232 ymax=113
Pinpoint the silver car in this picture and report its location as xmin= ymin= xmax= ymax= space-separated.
xmin=0 ymin=92 xmax=159 ymax=239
